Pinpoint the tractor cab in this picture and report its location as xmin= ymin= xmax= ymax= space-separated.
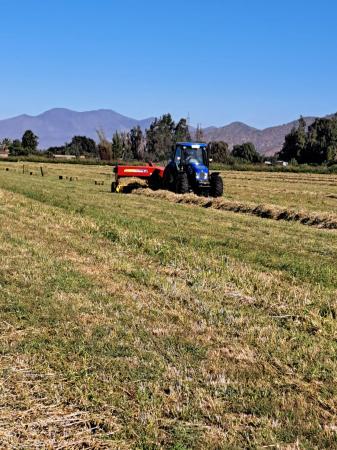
xmin=174 ymin=143 xmax=209 ymax=168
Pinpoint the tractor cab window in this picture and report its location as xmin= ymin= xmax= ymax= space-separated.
xmin=174 ymin=147 xmax=182 ymax=163
xmin=183 ymin=147 xmax=204 ymax=165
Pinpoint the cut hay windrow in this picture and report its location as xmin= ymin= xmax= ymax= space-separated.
xmin=132 ymin=188 xmax=337 ymax=229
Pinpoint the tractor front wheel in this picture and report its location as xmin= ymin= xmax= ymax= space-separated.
xmin=210 ymin=173 xmax=223 ymax=197
xmin=176 ymin=172 xmax=189 ymax=194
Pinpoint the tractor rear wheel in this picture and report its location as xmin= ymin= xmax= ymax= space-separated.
xmin=111 ymin=181 xmax=117 ymax=193
xmin=210 ymin=173 xmax=223 ymax=197
xmin=176 ymin=172 xmax=189 ymax=194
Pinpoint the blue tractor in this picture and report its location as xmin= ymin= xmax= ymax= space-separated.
xmin=161 ymin=142 xmax=223 ymax=197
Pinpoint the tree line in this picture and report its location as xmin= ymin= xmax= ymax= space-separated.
xmin=2 ymin=113 xmax=337 ymax=165
xmin=97 ymin=115 xmax=194 ymax=162
xmin=278 ymin=115 xmax=337 ymax=164
xmin=0 ymin=114 xmax=262 ymax=164
xmin=1 ymin=130 xmax=39 ymax=156
xmin=0 ymin=115 xmax=192 ymax=161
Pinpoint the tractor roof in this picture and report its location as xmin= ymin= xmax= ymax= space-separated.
xmin=176 ymin=142 xmax=207 ymax=148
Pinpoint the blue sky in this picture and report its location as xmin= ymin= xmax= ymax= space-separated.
xmin=1 ymin=0 xmax=336 ymax=128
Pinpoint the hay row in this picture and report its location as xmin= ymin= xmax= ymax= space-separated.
xmin=133 ymin=188 xmax=337 ymax=229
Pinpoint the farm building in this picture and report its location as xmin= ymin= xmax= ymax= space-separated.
xmin=0 ymin=146 xmax=9 ymax=159
xmin=53 ymin=154 xmax=76 ymax=160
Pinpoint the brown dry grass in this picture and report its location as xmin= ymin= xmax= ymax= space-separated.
xmin=133 ymin=188 xmax=337 ymax=229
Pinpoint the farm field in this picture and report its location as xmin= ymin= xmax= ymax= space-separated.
xmin=221 ymin=171 xmax=337 ymax=216
xmin=0 ymin=161 xmax=337 ymax=449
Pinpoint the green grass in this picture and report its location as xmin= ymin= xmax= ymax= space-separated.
xmin=0 ymin=163 xmax=336 ymax=448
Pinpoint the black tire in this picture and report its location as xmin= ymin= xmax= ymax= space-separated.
xmin=176 ymin=172 xmax=189 ymax=194
xmin=162 ymin=167 xmax=175 ymax=191
xmin=148 ymin=170 xmax=163 ymax=191
xmin=210 ymin=173 xmax=223 ymax=197
xmin=111 ymin=181 xmax=117 ymax=193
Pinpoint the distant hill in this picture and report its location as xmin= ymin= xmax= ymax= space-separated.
xmin=202 ymin=118 xmax=317 ymax=155
xmin=0 ymin=108 xmax=154 ymax=149
xmin=0 ymin=108 xmax=325 ymax=154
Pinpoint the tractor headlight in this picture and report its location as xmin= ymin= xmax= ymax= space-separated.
xmin=197 ymin=171 xmax=208 ymax=181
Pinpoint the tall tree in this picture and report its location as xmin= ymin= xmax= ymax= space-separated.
xmin=96 ymin=129 xmax=112 ymax=161
xmin=195 ymin=124 xmax=205 ymax=143
xmin=130 ymin=126 xmax=145 ymax=160
xmin=111 ymin=132 xmax=123 ymax=160
xmin=22 ymin=130 xmax=38 ymax=153
xmin=120 ymin=131 xmax=132 ymax=160
xmin=304 ymin=116 xmax=337 ymax=163
xmin=278 ymin=117 xmax=307 ymax=162
xmin=174 ymin=118 xmax=191 ymax=143
xmin=146 ymin=114 xmax=176 ymax=161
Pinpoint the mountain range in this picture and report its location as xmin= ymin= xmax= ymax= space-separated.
xmin=0 ymin=108 xmax=319 ymax=155
xmin=0 ymin=108 xmax=154 ymax=150
xmin=202 ymin=118 xmax=316 ymax=156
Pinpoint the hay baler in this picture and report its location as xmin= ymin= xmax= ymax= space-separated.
xmin=111 ymin=164 xmax=164 ymax=193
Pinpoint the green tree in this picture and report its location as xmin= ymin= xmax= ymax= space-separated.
xmin=9 ymin=139 xmax=27 ymax=156
xmin=303 ymin=115 xmax=337 ymax=163
xmin=111 ymin=132 xmax=123 ymax=160
xmin=146 ymin=114 xmax=175 ymax=161
xmin=22 ymin=130 xmax=38 ymax=153
xmin=278 ymin=117 xmax=307 ymax=162
xmin=130 ymin=126 xmax=145 ymax=160
xmin=231 ymin=142 xmax=262 ymax=163
xmin=207 ymin=141 xmax=231 ymax=163
xmin=67 ymin=136 xmax=97 ymax=156
xmin=45 ymin=145 xmax=66 ymax=156
xmin=174 ymin=118 xmax=191 ymax=143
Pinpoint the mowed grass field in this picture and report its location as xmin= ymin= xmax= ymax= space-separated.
xmin=0 ymin=162 xmax=336 ymax=449
xmin=222 ymin=171 xmax=337 ymax=216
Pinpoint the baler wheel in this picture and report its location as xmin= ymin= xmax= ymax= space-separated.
xmin=112 ymin=181 xmax=121 ymax=193
xmin=148 ymin=171 xmax=163 ymax=191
